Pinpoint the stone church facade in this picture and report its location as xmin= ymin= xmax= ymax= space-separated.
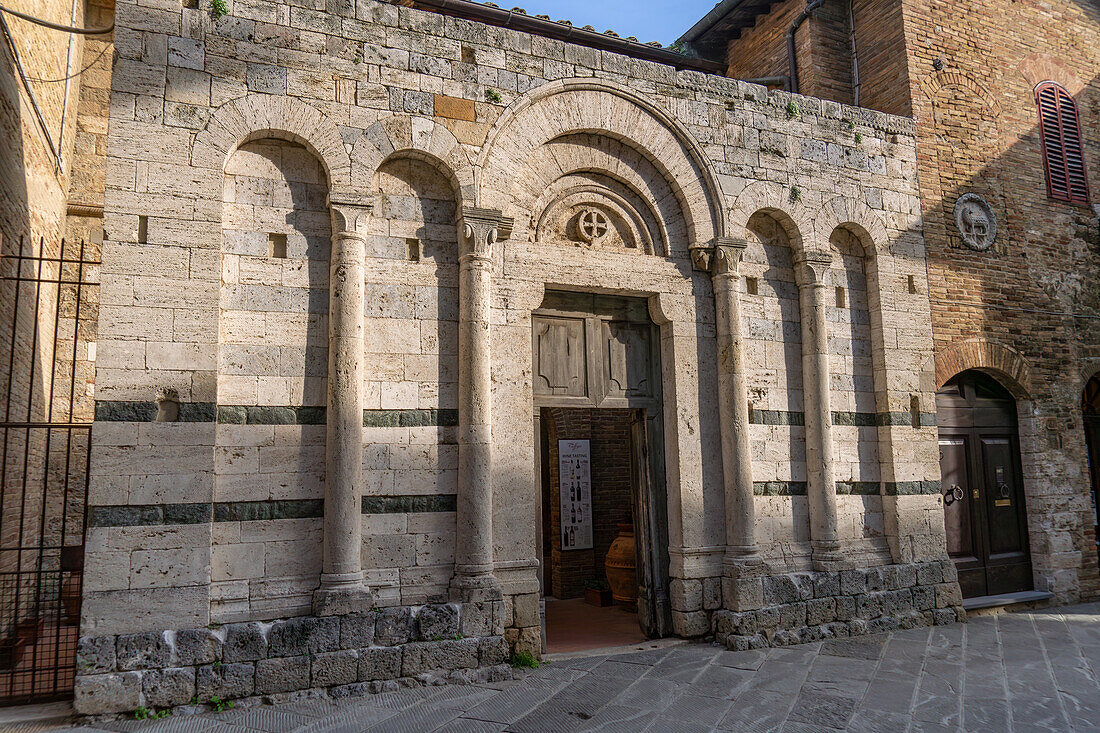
xmin=62 ymin=0 xmax=974 ymax=713
xmin=26 ymin=0 xmax=1100 ymax=715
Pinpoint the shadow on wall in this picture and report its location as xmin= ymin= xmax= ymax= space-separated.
xmin=916 ymin=54 xmax=1100 ymax=596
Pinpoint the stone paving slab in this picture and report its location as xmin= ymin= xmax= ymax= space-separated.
xmin=46 ymin=604 xmax=1100 ymax=732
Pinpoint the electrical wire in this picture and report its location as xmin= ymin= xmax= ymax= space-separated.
xmin=0 ymin=2 xmax=112 ymax=34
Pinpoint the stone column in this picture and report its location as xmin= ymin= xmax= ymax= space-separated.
xmin=450 ymin=206 xmax=509 ymax=602
xmin=693 ymin=239 xmax=763 ymax=609
xmin=314 ymin=194 xmax=373 ymax=616
xmin=795 ymin=250 xmax=844 ymax=570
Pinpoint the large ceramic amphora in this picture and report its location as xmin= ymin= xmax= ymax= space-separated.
xmin=604 ymin=523 xmax=637 ymax=604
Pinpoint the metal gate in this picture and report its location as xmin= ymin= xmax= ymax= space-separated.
xmin=0 ymin=235 xmax=97 ymax=704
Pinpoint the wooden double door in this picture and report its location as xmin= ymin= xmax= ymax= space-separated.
xmin=532 ymin=291 xmax=671 ymax=638
xmin=937 ymin=371 xmax=1032 ymax=598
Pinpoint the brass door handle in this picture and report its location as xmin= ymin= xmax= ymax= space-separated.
xmin=972 ymin=488 xmax=980 ymax=499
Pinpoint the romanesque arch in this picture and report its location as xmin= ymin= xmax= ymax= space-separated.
xmin=350 ymin=116 xmax=475 ymax=201
xmin=728 ymin=181 xmax=812 ymax=251
xmin=476 ymin=79 xmax=725 ymax=252
xmin=192 ymin=94 xmax=351 ymax=188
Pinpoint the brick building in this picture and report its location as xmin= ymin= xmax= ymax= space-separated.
xmin=679 ymin=0 xmax=1100 ymax=602
xmin=1 ymin=0 xmax=1094 ymax=716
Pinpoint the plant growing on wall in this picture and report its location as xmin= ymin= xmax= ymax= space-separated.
xmin=209 ymin=0 xmax=228 ymax=21
xmin=485 ymin=88 xmax=503 ymax=103
xmin=786 ymin=100 xmax=799 ymax=119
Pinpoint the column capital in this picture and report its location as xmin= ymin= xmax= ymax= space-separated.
xmin=459 ymin=206 xmax=514 ymax=259
xmin=328 ymin=193 xmax=373 ymax=236
xmin=794 ymin=249 xmax=832 ymax=287
xmin=689 ymin=237 xmax=749 ymax=275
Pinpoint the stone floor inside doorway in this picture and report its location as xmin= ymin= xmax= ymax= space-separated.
xmin=31 ymin=602 xmax=1100 ymax=732
xmin=544 ymin=598 xmax=647 ymax=654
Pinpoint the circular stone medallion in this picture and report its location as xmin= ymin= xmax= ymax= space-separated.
xmin=953 ymin=193 xmax=996 ymax=251
xmin=578 ymin=208 xmax=610 ymax=243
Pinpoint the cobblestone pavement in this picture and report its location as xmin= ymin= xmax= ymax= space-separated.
xmin=50 ymin=603 xmax=1100 ymax=733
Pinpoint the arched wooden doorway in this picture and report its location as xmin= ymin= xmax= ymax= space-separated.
xmin=1082 ymin=374 xmax=1100 ymax=557
xmin=937 ymin=370 xmax=1032 ymax=598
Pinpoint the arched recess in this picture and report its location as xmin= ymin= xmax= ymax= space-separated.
xmin=934 ymin=339 xmax=1032 ymax=400
xmin=825 ymin=223 xmax=888 ymax=558
xmin=739 ymin=207 xmax=810 ymax=561
xmin=476 ymin=79 xmax=725 ymax=253
xmin=350 ymin=116 xmax=474 ymax=201
xmin=362 ymin=149 xmax=463 ymax=602
xmin=192 ymin=94 xmax=351 ymax=189
xmin=213 ymin=137 xmax=332 ymax=622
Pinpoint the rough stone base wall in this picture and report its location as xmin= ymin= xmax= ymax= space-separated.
xmin=73 ymin=602 xmax=510 ymax=715
xmin=714 ymin=560 xmax=965 ymax=650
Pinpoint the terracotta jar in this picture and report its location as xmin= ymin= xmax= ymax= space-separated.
xmin=604 ymin=523 xmax=637 ymax=605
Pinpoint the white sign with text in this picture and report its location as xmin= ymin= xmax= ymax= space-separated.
xmin=558 ymin=439 xmax=593 ymax=550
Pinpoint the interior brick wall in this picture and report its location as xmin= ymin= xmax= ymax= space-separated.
xmin=544 ymin=408 xmax=634 ymax=600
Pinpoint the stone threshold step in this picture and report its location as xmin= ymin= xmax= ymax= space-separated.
xmin=962 ymin=590 xmax=1054 ymax=611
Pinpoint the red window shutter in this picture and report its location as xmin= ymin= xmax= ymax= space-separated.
xmin=1036 ymin=82 xmax=1090 ymax=204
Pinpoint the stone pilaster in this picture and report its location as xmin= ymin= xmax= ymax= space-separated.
xmin=451 ymin=206 xmax=510 ymax=603
xmin=314 ymin=193 xmax=373 ymax=616
xmin=795 ymin=250 xmax=844 ymax=571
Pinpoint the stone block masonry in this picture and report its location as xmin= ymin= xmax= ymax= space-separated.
xmin=715 ymin=560 xmax=964 ymax=650
xmin=74 ymin=603 xmax=513 ymax=715
xmin=82 ymin=0 xmax=953 ymax=713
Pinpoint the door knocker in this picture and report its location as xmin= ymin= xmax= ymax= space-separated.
xmin=944 ymin=484 xmax=963 ymax=506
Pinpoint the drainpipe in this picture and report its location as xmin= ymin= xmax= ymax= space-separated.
xmin=786 ymin=0 xmax=826 ymax=95
xmin=848 ymin=0 xmax=860 ymax=106
xmin=56 ymin=0 xmax=80 ymax=171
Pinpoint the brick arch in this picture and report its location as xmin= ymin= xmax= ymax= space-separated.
xmin=476 ymin=78 xmax=725 ymax=248
xmin=191 ymin=94 xmax=351 ymax=187
xmin=918 ymin=70 xmax=1002 ymax=116
xmin=935 ymin=338 xmax=1032 ymax=400
xmin=1019 ymin=53 xmax=1085 ymax=97
xmin=814 ymin=196 xmax=889 ymax=256
xmin=728 ymin=180 xmax=812 ymax=252
xmin=350 ymin=116 xmax=475 ymax=201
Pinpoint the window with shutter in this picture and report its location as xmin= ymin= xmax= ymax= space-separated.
xmin=1035 ymin=82 xmax=1090 ymax=204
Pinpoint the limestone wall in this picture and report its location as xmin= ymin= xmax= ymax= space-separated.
xmin=79 ymin=0 xmax=949 ymax=713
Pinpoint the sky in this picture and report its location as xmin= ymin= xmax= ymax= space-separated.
xmin=501 ymin=0 xmax=719 ymax=46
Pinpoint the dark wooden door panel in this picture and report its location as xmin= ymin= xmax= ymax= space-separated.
xmin=939 ymin=437 xmax=975 ymax=560
xmin=980 ymin=437 xmax=1024 ymax=557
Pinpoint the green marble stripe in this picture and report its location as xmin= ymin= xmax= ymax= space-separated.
xmin=750 ymin=410 xmax=805 ymax=426
xmin=95 ymin=401 xmax=216 ymax=422
xmin=362 ymin=495 xmax=457 ymax=513
xmin=884 ymin=480 xmax=942 ymax=496
xmin=88 ymin=503 xmax=212 ymax=527
xmin=876 ymin=412 xmax=938 ymax=427
xmin=214 ymin=499 xmax=324 ymax=521
xmin=831 ymin=411 xmax=877 ymax=427
xmin=89 ymin=494 xmax=460 ymax=527
xmin=836 ymin=481 xmax=881 ymax=495
xmin=217 ymin=406 xmax=325 ymax=425
xmin=96 ymin=402 xmax=459 ymax=427
xmin=752 ymin=481 xmax=808 ymax=496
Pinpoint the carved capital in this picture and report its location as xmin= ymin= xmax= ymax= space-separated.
xmin=328 ymin=192 xmax=373 ymax=236
xmin=712 ymin=237 xmax=748 ymax=278
xmin=688 ymin=241 xmax=714 ymax=272
xmin=459 ymin=206 xmax=513 ymax=260
xmin=793 ymin=250 xmax=832 ymax=287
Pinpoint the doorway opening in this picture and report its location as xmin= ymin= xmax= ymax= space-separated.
xmin=937 ymin=370 xmax=1032 ymax=598
xmin=532 ymin=291 xmax=670 ymax=653
xmin=1082 ymin=374 xmax=1100 ymax=557
xmin=539 ymin=407 xmax=648 ymax=653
